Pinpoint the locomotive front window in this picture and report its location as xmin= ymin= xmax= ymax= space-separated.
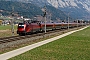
xmin=18 ymin=23 xmax=24 ymax=28
xmin=18 ymin=25 xmax=24 ymax=28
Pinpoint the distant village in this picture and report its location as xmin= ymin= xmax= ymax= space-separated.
xmin=0 ymin=12 xmax=90 ymax=26
xmin=0 ymin=13 xmax=45 ymax=26
xmin=0 ymin=12 xmax=61 ymax=26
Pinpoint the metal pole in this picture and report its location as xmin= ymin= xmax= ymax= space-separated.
xmin=11 ymin=19 xmax=14 ymax=36
xmin=77 ymin=20 xmax=78 ymax=28
xmin=44 ymin=5 xmax=46 ymax=33
xmin=45 ymin=15 xmax=46 ymax=33
xmin=82 ymin=20 xmax=83 ymax=26
xmin=68 ymin=13 xmax=69 ymax=30
xmin=11 ymin=6 xmax=14 ymax=36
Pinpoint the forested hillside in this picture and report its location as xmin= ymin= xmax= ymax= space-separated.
xmin=0 ymin=1 xmax=68 ymax=20
xmin=0 ymin=1 xmax=43 ymax=18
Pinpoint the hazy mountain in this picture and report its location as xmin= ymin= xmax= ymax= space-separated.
xmin=6 ymin=0 xmax=90 ymax=12
xmin=5 ymin=0 xmax=90 ymax=20
xmin=0 ymin=1 xmax=68 ymax=20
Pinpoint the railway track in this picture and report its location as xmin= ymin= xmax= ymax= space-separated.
xmin=0 ymin=34 xmax=41 ymax=44
xmin=0 ymin=28 xmax=66 ymax=44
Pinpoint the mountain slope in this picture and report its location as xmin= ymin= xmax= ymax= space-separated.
xmin=32 ymin=0 xmax=90 ymax=19
xmin=0 ymin=1 xmax=68 ymax=20
xmin=8 ymin=0 xmax=90 ymax=12
xmin=0 ymin=1 xmax=43 ymax=18
xmin=8 ymin=0 xmax=90 ymax=19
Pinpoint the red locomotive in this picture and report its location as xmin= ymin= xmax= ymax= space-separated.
xmin=17 ymin=20 xmax=81 ymax=35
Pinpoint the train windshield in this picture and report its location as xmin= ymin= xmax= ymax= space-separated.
xmin=18 ymin=23 xmax=24 ymax=28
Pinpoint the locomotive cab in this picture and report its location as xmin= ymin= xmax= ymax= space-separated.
xmin=17 ymin=23 xmax=26 ymax=35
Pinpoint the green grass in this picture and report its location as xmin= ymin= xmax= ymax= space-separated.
xmin=0 ymin=25 xmax=18 ymax=37
xmin=9 ymin=26 xmax=90 ymax=60
xmin=0 ymin=25 xmax=17 ymax=30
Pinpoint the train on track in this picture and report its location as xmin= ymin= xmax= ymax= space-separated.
xmin=17 ymin=20 xmax=85 ymax=35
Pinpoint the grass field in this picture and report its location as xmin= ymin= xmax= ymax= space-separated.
xmin=0 ymin=25 xmax=18 ymax=37
xmin=9 ymin=26 xmax=90 ymax=60
xmin=0 ymin=25 xmax=17 ymax=30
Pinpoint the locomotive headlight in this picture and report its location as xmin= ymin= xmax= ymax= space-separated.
xmin=19 ymin=25 xmax=22 ymax=26
xmin=22 ymin=25 xmax=24 ymax=26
